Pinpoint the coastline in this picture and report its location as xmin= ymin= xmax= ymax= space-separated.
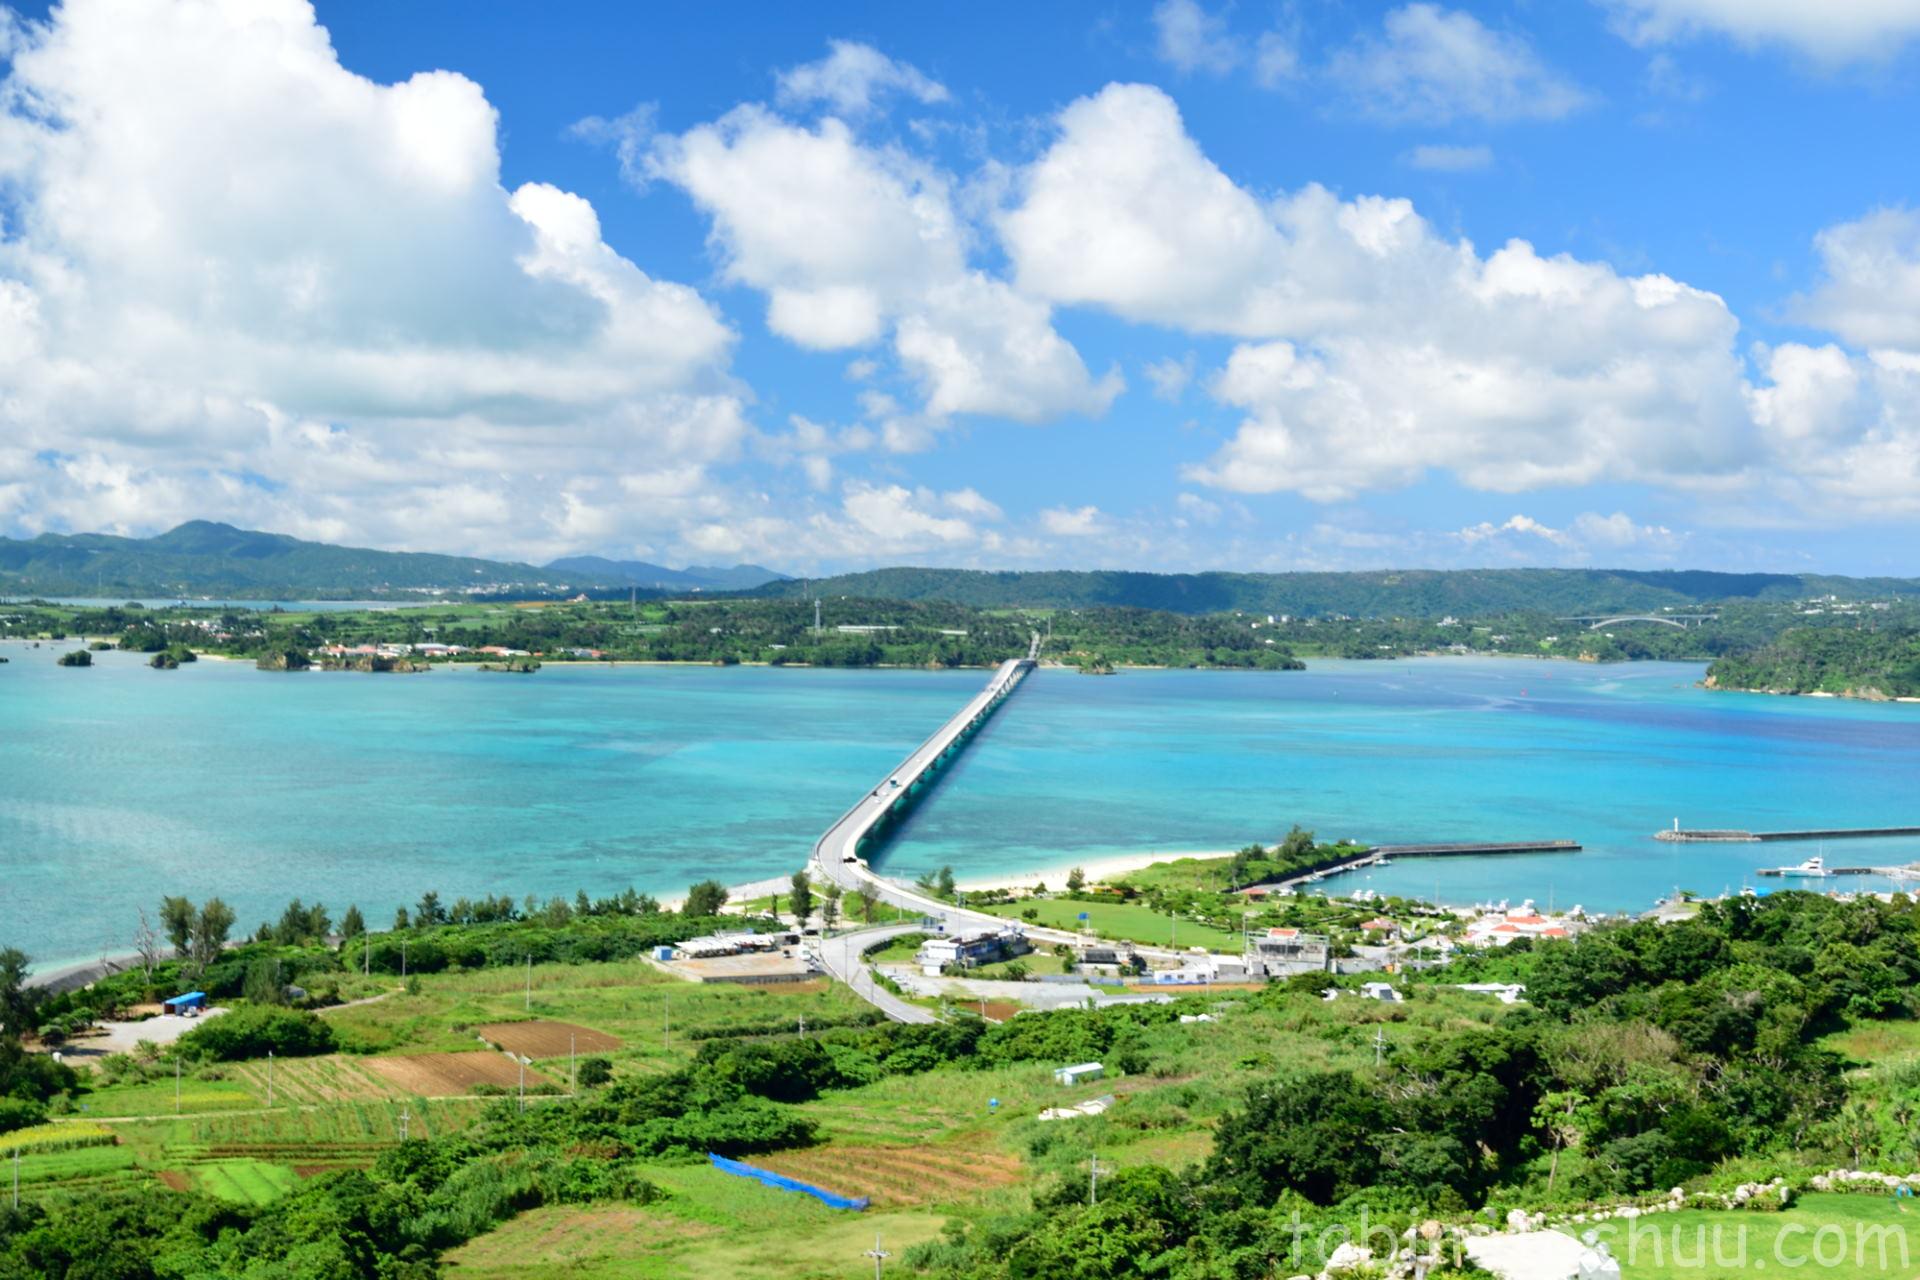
xmin=952 ymin=848 xmax=1234 ymax=893
xmin=1702 ymin=681 xmax=1920 ymax=704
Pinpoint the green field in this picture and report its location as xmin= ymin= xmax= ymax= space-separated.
xmin=976 ymin=897 xmax=1244 ymax=952
xmin=1819 ymin=1017 xmax=1920 ymax=1066
xmin=1590 ymin=1195 xmax=1920 ymax=1278
xmin=444 ymin=1165 xmax=951 ymax=1279
xmin=323 ymin=958 xmax=870 ymax=1068
xmin=192 ymin=1158 xmax=301 ymax=1205
xmin=9 ymin=1144 xmax=139 ymax=1189
xmin=76 ymin=1077 xmax=260 ymax=1117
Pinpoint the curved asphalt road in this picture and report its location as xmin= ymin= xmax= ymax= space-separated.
xmin=812 ymin=923 xmax=940 ymax=1024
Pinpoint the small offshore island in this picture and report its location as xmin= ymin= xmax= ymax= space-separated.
xmin=5 ymin=577 xmax=1920 ymax=700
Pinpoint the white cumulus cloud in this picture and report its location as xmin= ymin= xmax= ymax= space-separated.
xmin=1793 ymin=208 xmax=1920 ymax=350
xmin=1328 ymin=4 xmax=1591 ymax=123
xmin=1603 ymin=0 xmax=1920 ymax=63
xmin=1152 ymin=0 xmax=1242 ymax=75
xmin=1000 ymin=83 xmax=1748 ymax=502
xmin=0 ymin=0 xmax=744 ymax=555
xmin=648 ymin=94 xmax=1118 ymax=436
xmin=1039 ymin=505 xmax=1109 ymax=537
xmin=775 ymin=40 xmax=949 ymax=117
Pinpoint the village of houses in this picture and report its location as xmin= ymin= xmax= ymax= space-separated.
xmin=638 ymin=880 xmax=1587 ymax=1017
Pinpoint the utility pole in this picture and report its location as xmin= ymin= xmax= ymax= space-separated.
xmin=865 ymin=1233 xmax=890 ymax=1279
xmin=517 ymin=1055 xmax=526 ymax=1113
xmin=1089 ymin=1154 xmax=1105 ymax=1205
xmin=399 ymin=1106 xmax=410 ymax=1142
xmin=798 ymin=1015 xmax=806 ymax=1037
xmin=1373 ymin=1027 xmax=1388 ymax=1068
xmin=814 ymin=598 xmax=822 ymax=636
xmin=400 ymin=940 xmax=408 ymax=981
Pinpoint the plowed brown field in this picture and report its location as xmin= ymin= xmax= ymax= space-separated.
xmin=365 ymin=1052 xmax=549 ymax=1095
xmin=752 ymin=1143 xmax=1022 ymax=1207
xmin=473 ymin=1021 xmax=621 ymax=1058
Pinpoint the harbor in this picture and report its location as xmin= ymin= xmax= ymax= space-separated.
xmin=1754 ymin=855 xmax=1920 ymax=880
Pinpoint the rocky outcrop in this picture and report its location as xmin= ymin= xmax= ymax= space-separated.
xmin=322 ymin=654 xmax=428 ymax=673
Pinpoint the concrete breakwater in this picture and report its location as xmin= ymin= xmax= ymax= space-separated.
xmin=1656 ymin=826 xmax=1920 ymax=844
xmin=1272 ymin=839 xmax=1581 ymax=890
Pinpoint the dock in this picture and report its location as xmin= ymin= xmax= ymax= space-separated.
xmin=1755 ymin=865 xmax=1920 ymax=879
xmin=1656 ymin=826 xmax=1920 ymax=844
xmin=1373 ymin=840 xmax=1581 ymax=857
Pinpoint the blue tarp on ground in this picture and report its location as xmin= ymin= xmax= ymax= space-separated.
xmin=707 ymin=1153 xmax=869 ymax=1210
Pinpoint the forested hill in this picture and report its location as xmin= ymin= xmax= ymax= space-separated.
xmin=755 ymin=566 xmax=1920 ymax=618
xmin=0 ymin=523 xmax=781 ymax=600
xmin=0 ymin=522 xmax=612 ymax=599
xmin=6 ymin=521 xmax=1918 ymax=613
xmin=1706 ymin=627 xmax=1920 ymax=698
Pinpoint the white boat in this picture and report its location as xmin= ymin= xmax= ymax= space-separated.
xmin=1774 ymin=856 xmax=1829 ymax=878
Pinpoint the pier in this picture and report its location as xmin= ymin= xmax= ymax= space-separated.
xmin=1270 ymin=839 xmax=1581 ymax=891
xmin=1656 ymin=826 xmax=1920 ymax=844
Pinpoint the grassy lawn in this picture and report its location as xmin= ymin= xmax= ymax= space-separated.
xmin=860 ymin=935 xmax=926 ymax=966
xmin=1820 ymin=1017 xmax=1920 ymax=1067
xmin=969 ymin=952 xmax=1069 ymax=979
xmin=444 ymin=1165 xmax=950 ymax=1279
xmin=1589 ymin=1194 xmax=1920 ymax=1278
xmin=976 ymin=898 xmax=1243 ymax=952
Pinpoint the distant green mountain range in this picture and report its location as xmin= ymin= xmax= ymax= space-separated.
xmin=756 ymin=566 xmax=1920 ymax=617
xmin=0 ymin=522 xmax=770 ymax=600
xmin=4 ymin=522 xmax=1915 ymax=613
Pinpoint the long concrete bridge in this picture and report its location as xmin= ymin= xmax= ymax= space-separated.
xmin=812 ymin=647 xmax=1037 ymax=882
xmin=808 ymin=633 xmax=1200 ymax=1020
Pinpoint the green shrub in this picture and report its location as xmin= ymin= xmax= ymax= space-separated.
xmin=176 ymin=1005 xmax=337 ymax=1062
xmin=0 ymin=1097 xmax=47 ymax=1135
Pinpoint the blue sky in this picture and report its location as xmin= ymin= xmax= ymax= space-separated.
xmin=4 ymin=1 xmax=1920 ymax=574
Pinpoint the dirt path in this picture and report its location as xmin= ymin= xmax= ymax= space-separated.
xmin=316 ymin=988 xmax=401 ymax=1014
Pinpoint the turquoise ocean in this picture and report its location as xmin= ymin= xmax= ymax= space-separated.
xmin=6 ymin=641 xmax=1920 ymax=967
